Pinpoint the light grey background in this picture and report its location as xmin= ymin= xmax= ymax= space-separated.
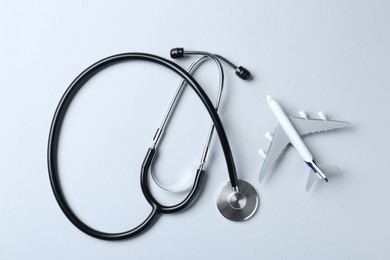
xmin=0 ymin=0 xmax=389 ymax=259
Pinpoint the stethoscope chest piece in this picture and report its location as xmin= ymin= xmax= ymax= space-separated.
xmin=217 ymin=180 xmax=259 ymax=221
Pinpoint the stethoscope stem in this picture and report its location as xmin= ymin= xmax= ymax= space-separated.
xmin=150 ymin=55 xmax=211 ymax=149
xmin=151 ymin=50 xmax=243 ymax=189
xmin=177 ymin=50 xmax=251 ymax=177
xmin=183 ymin=51 xmax=225 ymax=173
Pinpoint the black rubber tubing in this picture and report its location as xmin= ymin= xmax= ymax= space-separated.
xmin=47 ymin=52 xmax=238 ymax=240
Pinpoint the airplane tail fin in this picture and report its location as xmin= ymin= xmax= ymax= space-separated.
xmin=306 ymin=165 xmax=340 ymax=192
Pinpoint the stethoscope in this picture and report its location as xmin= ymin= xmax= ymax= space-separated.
xmin=48 ymin=49 xmax=259 ymax=240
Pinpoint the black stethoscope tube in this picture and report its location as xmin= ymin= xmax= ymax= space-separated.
xmin=48 ymin=52 xmax=238 ymax=240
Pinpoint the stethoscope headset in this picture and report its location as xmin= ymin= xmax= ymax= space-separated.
xmin=48 ymin=48 xmax=259 ymax=240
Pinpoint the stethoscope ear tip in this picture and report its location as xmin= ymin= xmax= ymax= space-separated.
xmin=170 ymin=47 xmax=184 ymax=59
xmin=235 ymin=66 xmax=251 ymax=80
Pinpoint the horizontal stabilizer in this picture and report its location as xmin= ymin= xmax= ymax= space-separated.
xmin=306 ymin=170 xmax=317 ymax=191
xmin=306 ymin=165 xmax=340 ymax=191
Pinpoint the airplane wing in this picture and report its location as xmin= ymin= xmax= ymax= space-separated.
xmin=259 ymin=123 xmax=290 ymax=183
xmin=289 ymin=116 xmax=351 ymax=136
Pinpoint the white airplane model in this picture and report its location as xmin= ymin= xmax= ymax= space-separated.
xmin=259 ymin=95 xmax=351 ymax=191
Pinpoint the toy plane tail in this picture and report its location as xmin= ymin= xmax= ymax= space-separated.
xmin=306 ymin=165 xmax=340 ymax=191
